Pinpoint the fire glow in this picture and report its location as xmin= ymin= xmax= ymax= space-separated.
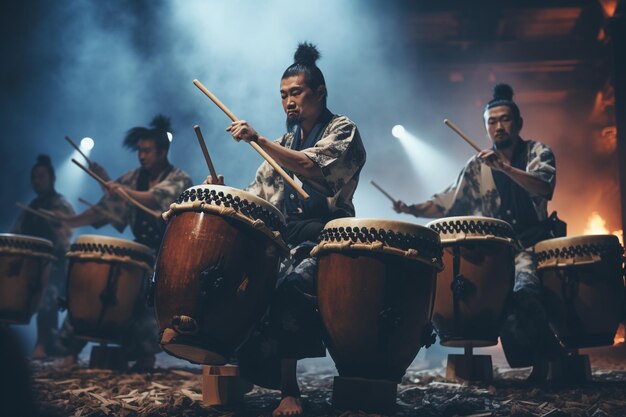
xmin=583 ymin=212 xmax=623 ymax=245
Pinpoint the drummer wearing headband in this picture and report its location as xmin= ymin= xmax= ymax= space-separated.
xmin=12 ymin=155 xmax=75 ymax=360
xmin=55 ymin=115 xmax=192 ymax=371
xmin=393 ymin=84 xmax=564 ymax=383
xmin=205 ymin=42 xmax=366 ymax=416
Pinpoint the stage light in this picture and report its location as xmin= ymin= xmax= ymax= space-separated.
xmin=167 ymin=132 xmax=173 ymax=142
xmin=80 ymin=137 xmax=95 ymax=150
xmin=392 ymin=125 xmax=405 ymax=138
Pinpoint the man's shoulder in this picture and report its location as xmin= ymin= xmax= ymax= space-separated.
xmin=168 ymin=165 xmax=192 ymax=180
xmin=329 ymin=114 xmax=357 ymax=130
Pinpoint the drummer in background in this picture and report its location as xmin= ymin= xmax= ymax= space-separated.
xmin=393 ymin=84 xmax=564 ymax=383
xmin=11 ymin=155 xmax=75 ymax=360
xmin=206 ymin=42 xmax=366 ymax=416
xmin=54 ymin=115 xmax=193 ymax=371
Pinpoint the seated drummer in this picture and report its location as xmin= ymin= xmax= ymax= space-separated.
xmin=12 ymin=155 xmax=75 ymax=360
xmin=205 ymin=42 xmax=366 ymax=416
xmin=55 ymin=115 xmax=193 ymax=371
xmin=393 ymin=84 xmax=564 ymax=383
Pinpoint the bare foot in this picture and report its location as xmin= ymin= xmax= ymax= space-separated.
xmin=272 ymin=396 xmax=302 ymax=417
xmin=31 ymin=344 xmax=47 ymax=360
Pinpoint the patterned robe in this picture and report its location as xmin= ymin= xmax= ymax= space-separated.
xmin=427 ymin=139 xmax=563 ymax=367
xmin=237 ymin=113 xmax=366 ymax=389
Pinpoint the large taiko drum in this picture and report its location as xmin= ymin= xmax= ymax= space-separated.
xmin=535 ymin=234 xmax=625 ymax=348
xmin=66 ymin=235 xmax=154 ymax=343
xmin=0 ymin=234 xmax=55 ymax=324
xmin=155 ymin=185 xmax=288 ymax=365
xmin=427 ymin=216 xmax=516 ymax=347
xmin=312 ymin=219 xmax=442 ymax=388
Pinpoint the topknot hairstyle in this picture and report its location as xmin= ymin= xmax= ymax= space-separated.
xmin=485 ymin=83 xmax=521 ymax=123
xmin=123 ymin=114 xmax=172 ymax=153
xmin=282 ymin=42 xmax=327 ymax=106
xmin=32 ymin=154 xmax=56 ymax=181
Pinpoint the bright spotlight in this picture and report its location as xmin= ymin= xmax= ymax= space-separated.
xmin=167 ymin=132 xmax=173 ymax=142
xmin=391 ymin=125 xmax=405 ymax=138
xmin=80 ymin=137 xmax=95 ymax=150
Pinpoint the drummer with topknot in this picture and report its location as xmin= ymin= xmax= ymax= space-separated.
xmin=205 ymin=42 xmax=366 ymax=416
xmin=55 ymin=115 xmax=193 ymax=371
xmin=393 ymin=84 xmax=564 ymax=383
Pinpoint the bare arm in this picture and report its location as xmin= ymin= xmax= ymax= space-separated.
xmin=227 ymin=120 xmax=323 ymax=179
xmin=393 ymin=200 xmax=443 ymax=219
xmin=478 ymin=149 xmax=552 ymax=198
xmin=54 ymin=207 xmax=104 ymax=229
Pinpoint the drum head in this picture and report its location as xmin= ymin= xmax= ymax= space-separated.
xmin=66 ymin=235 xmax=154 ymax=270
xmin=534 ymin=234 xmax=623 ymax=269
xmin=427 ymin=216 xmax=515 ymax=245
xmin=0 ymin=233 xmax=54 ymax=258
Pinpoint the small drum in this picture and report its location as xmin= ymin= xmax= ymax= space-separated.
xmin=535 ymin=234 xmax=624 ymax=348
xmin=427 ymin=216 xmax=516 ymax=347
xmin=155 ymin=185 xmax=287 ymax=365
xmin=0 ymin=234 xmax=55 ymax=324
xmin=66 ymin=235 xmax=154 ymax=343
xmin=312 ymin=218 xmax=442 ymax=382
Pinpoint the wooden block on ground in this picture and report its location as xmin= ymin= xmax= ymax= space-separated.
xmin=202 ymin=365 xmax=253 ymax=406
xmin=331 ymin=376 xmax=397 ymax=415
xmin=446 ymin=353 xmax=493 ymax=382
xmin=89 ymin=345 xmax=127 ymax=370
xmin=548 ymin=354 xmax=591 ymax=384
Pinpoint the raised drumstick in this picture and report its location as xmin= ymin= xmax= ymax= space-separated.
xmin=193 ymin=125 xmax=218 ymax=181
xmin=16 ymin=202 xmax=57 ymax=221
xmin=71 ymin=159 xmax=161 ymax=218
xmin=370 ymin=181 xmax=397 ymax=203
xmin=193 ymin=79 xmax=310 ymax=200
xmin=443 ymin=119 xmax=482 ymax=153
xmin=64 ymin=136 xmax=92 ymax=165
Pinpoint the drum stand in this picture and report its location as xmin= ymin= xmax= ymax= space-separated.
xmin=547 ymin=349 xmax=591 ymax=384
xmin=446 ymin=346 xmax=493 ymax=382
xmin=332 ymin=377 xmax=398 ymax=414
xmin=202 ymin=365 xmax=253 ymax=406
xmin=89 ymin=343 xmax=127 ymax=371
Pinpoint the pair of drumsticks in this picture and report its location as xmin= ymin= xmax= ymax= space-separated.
xmin=371 ymin=119 xmax=482 ymax=204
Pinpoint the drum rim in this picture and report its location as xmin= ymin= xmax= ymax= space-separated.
xmin=169 ymin=184 xmax=286 ymax=226
xmin=534 ymin=234 xmax=621 ymax=252
xmin=426 ymin=216 xmax=515 ymax=245
xmin=0 ymin=233 xmax=54 ymax=249
xmin=321 ymin=217 xmax=440 ymax=238
xmin=70 ymin=234 xmax=154 ymax=257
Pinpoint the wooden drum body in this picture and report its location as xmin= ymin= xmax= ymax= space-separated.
xmin=155 ymin=185 xmax=287 ymax=365
xmin=66 ymin=235 xmax=154 ymax=343
xmin=0 ymin=234 xmax=54 ymax=324
xmin=427 ymin=217 xmax=516 ymax=347
xmin=313 ymin=218 xmax=443 ymax=382
xmin=535 ymin=235 xmax=624 ymax=349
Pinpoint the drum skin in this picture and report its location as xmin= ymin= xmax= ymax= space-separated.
xmin=0 ymin=234 xmax=54 ymax=325
xmin=67 ymin=260 xmax=148 ymax=342
xmin=317 ymin=251 xmax=437 ymax=381
xmin=428 ymin=217 xmax=515 ymax=347
xmin=536 ymin=235 xmax=624 ymax=349
xmin=66 ymin=235 xmax=153 ymax=343
xmin=154 ymin=211 xmax=282 ymax=365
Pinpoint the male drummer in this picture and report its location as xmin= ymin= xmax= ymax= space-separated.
xmin=206 ymin=42 xmax=366 ymax=416
xmin=12 ymin=155 xmax=75 ymax=359
xmin=55 ymin=115 xmax=192 ymax=371
xmin=393 ymin=84 xmax=564 ymax=383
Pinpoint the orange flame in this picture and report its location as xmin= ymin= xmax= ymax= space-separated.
xmin=615 ymin=323 xmax=625 ymax=346
xmin=583 ymin=212 xmax=624 ymax=245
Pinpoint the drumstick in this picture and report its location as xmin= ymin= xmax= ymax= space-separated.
xmin=193 ymin=125 xmax=218 ymax=180
xmin=15 ymin=202 xmax=57 ymax=221
xmin=71 ymin=159 xmax=161 ymax=218
xmin=370 ymin=181 xmax=397 ymax=203
xmin=443 ymin=119 xmax=482 ymax=153
xmin=193 ymin=79 xmax=310 ymax=200
xmin=64 ymin=136 xmax=92 ymax=165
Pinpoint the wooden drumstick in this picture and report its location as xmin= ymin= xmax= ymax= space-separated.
xmin=15 ymin=202 xmax=57 ymax=221
xmin=64 ymin=136 xmax=92 ymax=165
xmin=193 ymin=125 xmax=218 ymax=180
xmin=370 ymin=181 xmax=397 ymax=203
xmin=193 ymin=79 xmax=310 ymax=200
xmin=71 ymin=159 xmax=161 ymax=218
xmin=443 ymin=119 xmax=482 ymax=153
